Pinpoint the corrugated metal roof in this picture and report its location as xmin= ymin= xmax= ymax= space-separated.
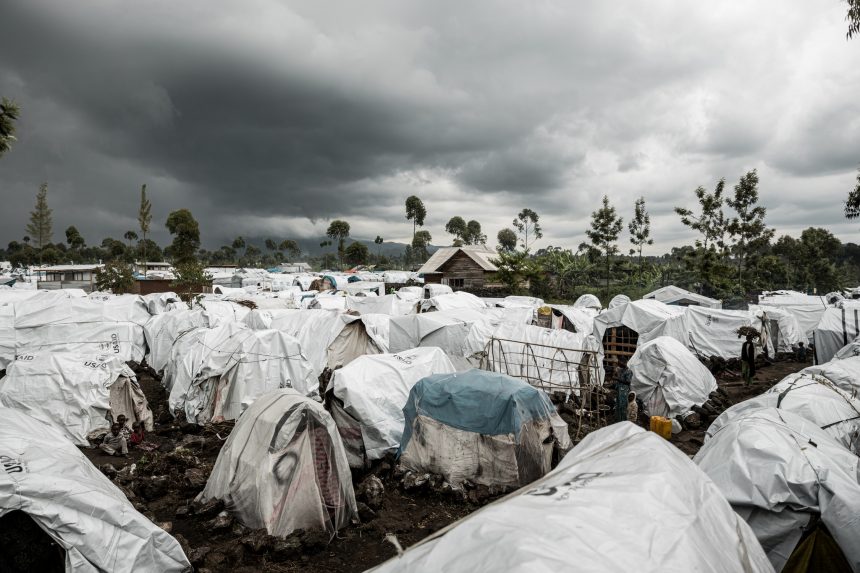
xmin=417 ymin=246 xmax=499 ymax=274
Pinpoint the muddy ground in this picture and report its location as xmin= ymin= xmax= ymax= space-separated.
xmin=77 ymin=357 xmax=809 ymax=573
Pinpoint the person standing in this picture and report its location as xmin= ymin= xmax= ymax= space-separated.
xmin=616 ymin=365 xmax=632 ymax=423
xmin=741 ymin=335 xmax=756 ymax=386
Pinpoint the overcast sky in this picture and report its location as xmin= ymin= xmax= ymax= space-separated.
xmin=1 ymin=0 xmax=859 ymax=253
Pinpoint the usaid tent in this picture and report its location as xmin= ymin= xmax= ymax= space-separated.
xmin=143 ymin=309 xmax=210 ymax=374
xmin=167 ymin=322 xmax=315 ymax=424
xmin=372 ymin=423 xmax=772 ymax=573
xmin=399 ymin=370 xmax=571 ymax=488
xmin=627 ymin=336 xmax=717 ymax=419
xmin=706 ymin=372 xmax=860 ymax=454
xmin=0 ymin=407 xmax=191 ymax=572
xmin=327 ymin=347 xmax=457 ymax=466
xmin=813 ymin=307 xmax=860 ymax=364
xmin=11 ymin=295 xmax=149 ymax=363
xmin=198 ymin=389 xmax=357 ymax=539
xmin=695 ymin=408 xmax=860 ymax=572
xmin=243 ymin=308 xmax=382 ymax=377
xmin=0 ymin=353 xmax=153 ymax=446
xmin=389 ymin=308 xmax=532 ymax=355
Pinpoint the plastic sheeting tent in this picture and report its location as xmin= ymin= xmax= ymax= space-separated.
xmin=143 ymin=309 xmax=211 ymax=374
xmin=0 ymin=407 xmax=191 ymax=571
xmin=573 ymin=293 xmax=602 ymax=312
xmin=757 ymin=291 xmax=828 ymax=339
xmin=548 ymin=304 xmax=595 ymax=334
xmin=695 ymin=408 xmax=860 ymax=572
xmin=749 ymin=305 xmax=806 ymax=353
xmin=812 ymin=307 xmax=860 ymax=364
xmin=399 ymin=370 xmax=571 ymax=488
xmin=371 ymin=423 xmax=772 ymax=573
xmin=642 ymin=285 xmax=722 ymax=308
xmin=801 ymin=356 xmax=860 ymax=397
xmin=388 ymin=308 xmax=532 ymax=356
xmin=834 ymin=335 xmax=860 ymax=360
xmin=419 ymin=291 xmax=487 ymax=312
xmin=705 ymin=373 xmax=860 ymax=454
xmin=0 ymin=353 xmax=153 ymax=446
xmin=627 ymin=336 xmax=717 ymax=419
xmin=607 ymin=293 xmax=630 ymax=309
xmin=327 ymin=347 xmax=457 ymax=467
xmin=242 ymin=308 xmax=383 ymax=378
xmin=345 ymin=294 xmax=416 ymax=316
xmin=167 ymin=322 xmax=316 ymax=424
xmin=8 ymin=294 xmax=149 ymax=365
xmin=198 ymin=389 xmax=357 ymax=538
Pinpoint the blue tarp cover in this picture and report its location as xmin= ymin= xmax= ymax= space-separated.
xmin=400 ymin=369 xmax=555 ymax=452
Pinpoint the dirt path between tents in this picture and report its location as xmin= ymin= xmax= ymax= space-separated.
xmin=79 ymin=357 xmax=810 ymax=573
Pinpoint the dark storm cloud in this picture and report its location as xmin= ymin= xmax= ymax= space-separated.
xmin=0 ymin=0 xmax=858 ymax=251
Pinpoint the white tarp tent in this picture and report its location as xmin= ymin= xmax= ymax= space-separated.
xmin=813 ymin=307 xmax=860 ymax=364
xmin=573 ymin=293 xmax=602 ymax=312
xmin=749 ymin=305 xmax=806 ymax=354
xmin=388 ymin=308 xmax=532 ymax=356
xmin=0 ymin=407 xmax=191 ymax=571
xmin=548 ymin=304 xmax=595 ymax=334
xmin=371 ymin=423 xmax=772 ymax=573
xmin=345 ymin=294 xmax=416 ymax=316
xmin=167 ymin=322 xmax=316 ymax=424
xmin=198 ymin=389 xmax=357 ymax=538
xmin=592 ymin=299 xmax=687 ymax=366
xmin=10 ymin=295 xmax=150 ymax=364
xmin=327 ymin=347 xmax=457 ymax=466
xmin=143 ymin=309 xmax=210 ymax=374
xmin=643 ymin=285 xmax=722 ymax=308
xmin=193 ymin=298 xmax=251 ymax=325
xmin=0 ymin=353 xmax=153 ymax=446
xmin=242 ymin=308 xmax=382 ymax=377
xmin=627 ymin=336 xmax=717 ymax=419
xmin=419 ymin=291 xmax=487 ymax=312
xmin=705 ymin=372 xmax=860 ymax=454
xmin=801 ymin=356 xmax=860 ymax=397
xmin=834 ymin=335 xmax=860 ymax=360
xmin=695 ymin=408 xmax=860 ymax=572
xmin=757 ymin=291 xmax=828 ymax=339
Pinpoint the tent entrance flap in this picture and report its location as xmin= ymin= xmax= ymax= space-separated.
xmin=0 ymin=510 xmax=65 ymax=573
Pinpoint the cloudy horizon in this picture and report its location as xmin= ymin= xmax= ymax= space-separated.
xmin=1 ymin=0 xmax=859 ymax=254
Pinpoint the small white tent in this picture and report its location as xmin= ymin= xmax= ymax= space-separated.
xmin=627 ymin=336 xmax=717 ymax=419
xmin=371 ymin=423 xmax=771 ymax=573
xmin=696 ymin=408 xmax=860 ymax=572
xmin=643 ymin=285 xmax=721 ymax=308
xmin=0 ymin=354 xmax=153 ymax=445
xmin=198 ymin=389 xmax=357 ymax=538
xmin=706 ymin=372 xmax=860 ymax=454
xmin=812 ymin=306 xmax=860 ymax=364
xmin=0 ymin=408 xmax=191 ymax=571
xmin=327 ymin=347 xmax=457 ymax=466
xmin=143 ymin=309 xmax=210 ymax=374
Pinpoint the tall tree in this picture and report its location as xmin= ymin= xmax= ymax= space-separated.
xmin=464 ymin=220 xmax=487 ymax=245
xmin=512 ymin=208 xmax=543 ymax=251
xmin=65 ymin=226 xmax=85 ymax=250
xmin=165 ymin=209 xmax=200 ymax=265
xmin=497 ymin=228 xmax=517 ymax=252
xmin=675 ymin=179 xmax=728 ymax=253
xmin=26 ymin=183 xmax=53 ymax=264
xmin=138 ymin=184 xmax=152 ymax=273
xmin=232 ymin=236 xmax=245 ymax=251
xmin=326 ymin=220 xmax=351 ymax=270
xmin=345 ymin=241 xmax=370 ymax=266
xmin=726 ymin=170 xmax=774 ymax=291
xmin=0 ymin=98 xmax=20 ymax=158
xmin=123 ymin=230 xmax=138 ymax=246
xmin=586 ymin=196 xmax=623 ymax=293
xmin=374 ymin=235 xmax=384 ymax=261
xmin=628 ymin=196 xmax=653 ymax=279
xmin=405 ymin=196 xmax=427 ymax=242
xmin=278 ymin=239 xmax=301 ymax=260
xmin=445 ymin=216 xmax=467 ymax=246
xmin=411 ymin=230 xmax=432 ymax=264
xmin=265 ymin=238 xmax=277 ymax=252
xmin=845 ymin=168 xmax=860 ymax=219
